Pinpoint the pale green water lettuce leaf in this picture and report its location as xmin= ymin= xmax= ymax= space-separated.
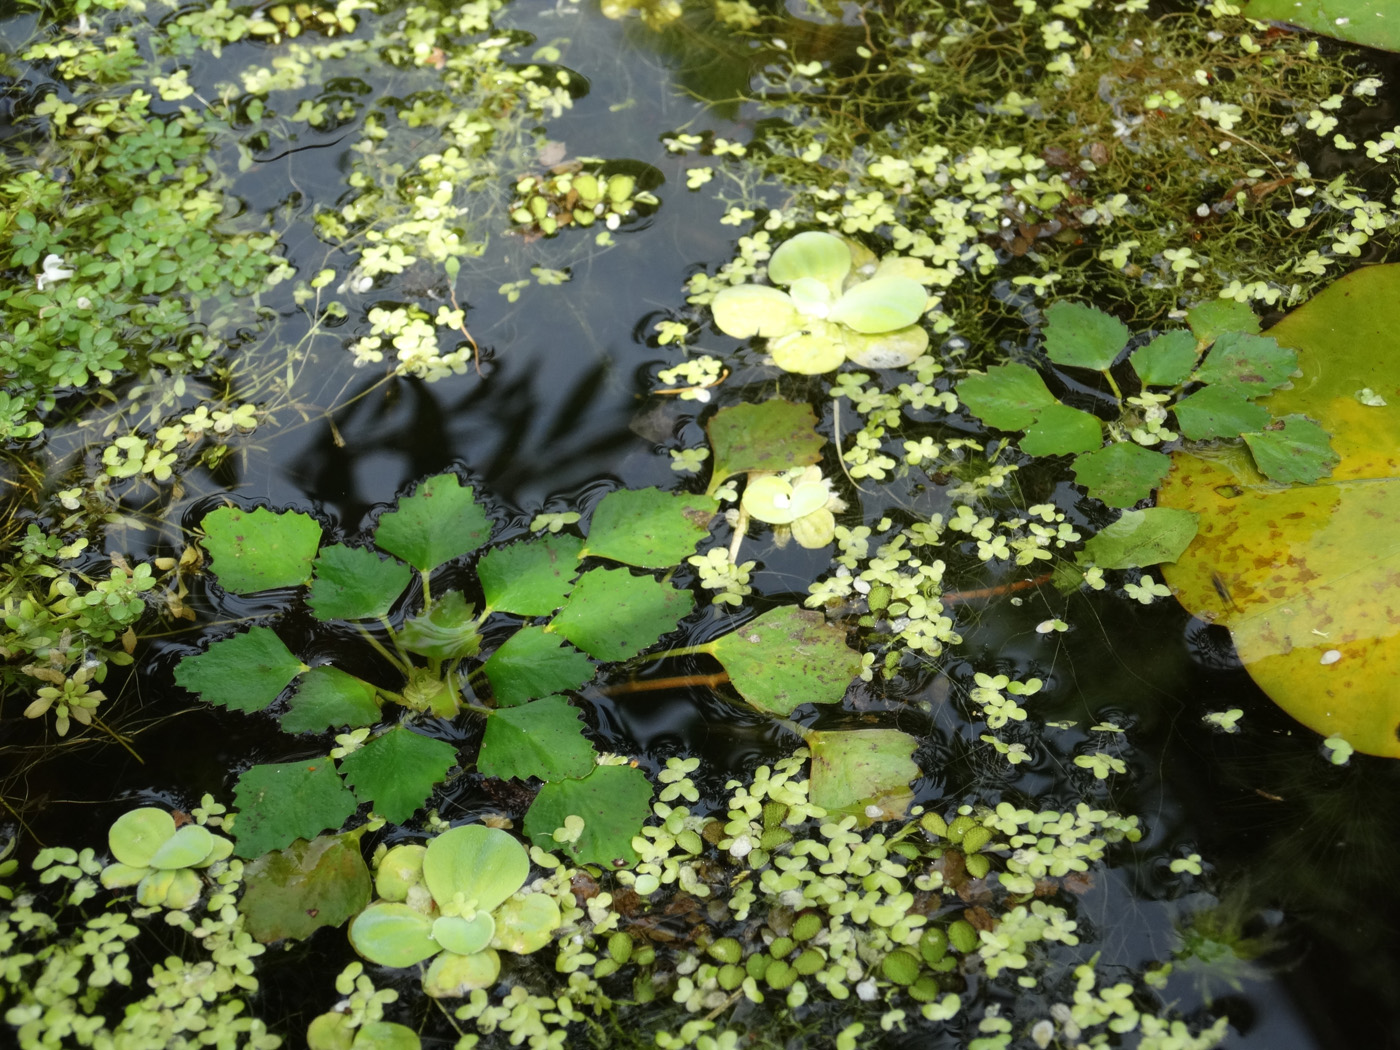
xmin=350 ymin=901 xmax=438 ymax=967
xmin=711 ymin=283 xmax=800 ymax=338
xmin=422 ymin=824 xmax=528 ymax=916
xmin=767 ymin=230 xmax=851 ymax=290
xmin=827 ymin=276 xmax=926 ymax=334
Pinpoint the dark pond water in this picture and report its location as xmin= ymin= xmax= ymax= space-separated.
xmin=4 ymin=2 xmax=1400 ymax=1048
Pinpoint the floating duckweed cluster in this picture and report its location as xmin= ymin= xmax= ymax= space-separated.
xmin=508 ymin=169 xmax=650 ymax=237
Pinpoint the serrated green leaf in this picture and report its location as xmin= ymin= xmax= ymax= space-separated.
xmin=1130 ymin=330 xmax=1198 ymax=387
xmin=703 ymin=606 xmax=861 ymax=715
xmin=1173 ymin=385 xmax=1271 ymax=440
xmin=808 ymin=729 xmax=919 ymax=823
xmin=479 ymin=534 xmax=583 ymax=616
xmin=337 ymin=727 xmax=456 ymax=823
xmin=308 ymin=545 xmax=411 ymax=621
xmin=1019 ymin=403 xmax=1102 ymax=456
xmin=1043 ymin=301 xmax=1130 ymax=371
xmin=201 ymin=505 xmax=322 ymax=593
xmin=482 ymin=626 xmax=594 ymax=707
xmin=550 ymin=568 xmax=693 ymax=662
xmin=399 ymin=591 xmax=482 ymax=661
xmin=231 ymin=760 xmax=359 ymax=858
xmin=523 ymin=764 xmax=652 ymax=867
xmin=239 ymin=830 xmax=371 ymax=944
xmin=1072 ymin=442 xmax=1171 ymax=507
xmin=174 ymin=627 xmax=307 ymax=713
xmin=1194 ymin=330 xmax=1298 ymax=395
xmin=581 ymin=488 xmax=716 ymax=568
xmin=373 ymin=474 xmax=492 ymax=573
xmin=281 ymin=666 xmax=382 ymax=734
xmin=1186 ymin=299 xmax=1260 ymax=344
xmin=1243 ymin=415 xmax=1339 ymax=483
xmin=1081 ymin=508 xmax=1199 ymax=569
xmin=706 ymin=400 xmax=824 ymax=495
xmin=479 ymin=695 xmax=597 ymax=782
xmin=955 ymin=363 xmax=1058 ymax=431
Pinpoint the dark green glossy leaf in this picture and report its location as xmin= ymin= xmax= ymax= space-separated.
xmin=398 ymin=591 xmax=481 ymax=661
xmin=1186 ymin=298 xmax=1260 ymax=344
xmin=1194 ymin=330 xmax=1298 ymax=396
xmin=1072 ymin=443 xmax=1171 ymax=507
xmin=482 ymin=626 xmax=594 ymax=707
xmin=282 ymin=666 xmax=382 ymax=734
xmin=479 ymin=696 xmax=597 ymax=782
xmin=174 ymin=627 xmax=307 ymax=713
xmin=1243 ymin=414 xmax=1339 ymax=483
xmin=1173 ymin=385 xmax=1271 ymax=440
xmin=374 ymin=474 xmax=491 ymax=573
xmin=706 ymin=399 xmax=824 ymax=495
xmin=1019 ymin=403 xmax=1102 ymax=456
xmin=230 ymin=760 xmax=359 ymax=858
xmin=955 ymin=363 xmax=1058 ymax=431
xmin=1043 ymin=301 xmax=1130 ymax=370
xmin=201 ymin=505 xmax=322 ymax=593
xmin=238 ymin=830 xmax=371 ymax=943
xmin=1130 ymin=330 xmax=1198 ymax=387
xmin=523 ymin=764 xmax=652 ymax=867
xmin=479 ymin=534 xmax=582 ymax=616
xmin=581 ymin=488 xmax=716 ymax=568
xmin=704 ymin=606 xmax=861 ymax=715
xmin=550 ymin=568 xmax=693 ymax=662
xmin=1080 ymin=508 xmax=1199 ymax=569
xmin=338 ymin=727 xmax=457 ymax=823
xmin=308 ymin=545 xmax=411 ymax=622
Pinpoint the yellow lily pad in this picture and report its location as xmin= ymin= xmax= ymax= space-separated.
xmin=1159 ymin=265 xmax=1400 ymax=756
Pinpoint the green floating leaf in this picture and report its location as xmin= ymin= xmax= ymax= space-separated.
xmin=706 ymin=399 xmax=824 ymax=495
xmin=349 ymin=901 xmax=438 ymax=967
xmin=956 ymin=363 xmax=1058 ymax=431
xmin=711 ymin=283 xmax=801 ymax=339
xmin=201 ymin=505 xmax=322 ymax=594
xmin=238 ymin=830 xmax=371 ymax=944
xmin=479 ymin=534 xmax=583 ymax=616
xmin=282 ymin=666 xmax=382 ymax=734
xmin=422 ymin=824 xmax=528 ymax=915
xmin=1173 ymin=385 xmax=1271 ymax=440
xmin=338 ymin=727 xmax=457 ymax=823
xmin=1130 ymin=330 xmax=1198 ymax=387
xmin=1186 ymin=298 xmax=1260 ymax=344
xmin=1243 ymin=414 xmax=1339 ymax=484
xmin=231 ymin=760 xmax=359 ymax=858
xmin=1081 ymin=508 xmax=1199 ymax=569
xmin=482 ymin=626 xmax=595 ymax=707
xmin=1243 ymin=0 xmax=1400 ymax=55
xmin=1019 ymin=403 xmax=1102 ymax=457
xmin=399 ymin=591 xmax=482 ymax=661
xmin=1194 ymin=330 xmax=1298 ymax=396
xmin=523 ymin=764 xmax=652 ymax=867
xmin=1072 ymin=442 xmax=1171 ymax=508
xmin=808 ymin=729 xmax=919 ymax=823
xmin=828 ymin=276 xmax=927 ymax=334
xmin=767 ymin=230 xmax=852 ymax=289
xmin=582 ymin=488 xmax=716 ymax=569
xmin=1043 ymin=301 xmax=1130 ymax=371
xmin=374 ymin=474 xmax=492 ymax=573
xmin=109 ymin=809 xmax=176 ymax=868
xmin=704 ymin=606 xmax=861 ymax=716
xmin=308 ymin=544 xmax=411 ymax=622
xmin=479 ymin=695 xmax=597 ymax=782
xmin=174 ymin=627 xmax=307 ymax=713
xmin=550 ymin=568 xmax=693 ymax=662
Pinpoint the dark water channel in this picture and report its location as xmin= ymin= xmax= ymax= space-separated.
xmin=4 ymin=2 xmax=1400 ymax=1048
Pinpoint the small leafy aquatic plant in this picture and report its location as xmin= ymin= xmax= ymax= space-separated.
xmin=348 ymin=824 xmax=562 ymax=998
xmin=99 ymin=806 xmax=234 ymax=909
xmin=738 ymin=466 xmax=845 ymax=550
xmin=710 ymin=232 xmax=931 ymax=374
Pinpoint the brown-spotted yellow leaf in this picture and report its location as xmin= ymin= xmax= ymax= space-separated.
xmin=1160 ymin=265 xmax=1400 ymax=756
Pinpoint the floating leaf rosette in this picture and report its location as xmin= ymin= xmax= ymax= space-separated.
xmin=99 ymin=807 xmax=234 ymax=909
xmin=741 ymin=466 xmax=846 ymax=549
xmin=710 ymin=231 xmax=931 ymax=374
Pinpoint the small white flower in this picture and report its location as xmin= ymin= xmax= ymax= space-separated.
xmin=37 ymin=254 xmax=74 ymax=291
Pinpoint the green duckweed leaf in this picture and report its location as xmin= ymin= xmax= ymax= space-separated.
xmin=550 ymin=568 xmax=693 ymax=662
xmin=581 ymin=488 xmax=716 ymax=568
xmin=231 ymin=760 xmax=359 ymax=858
xmin=808 ymin=729 xmax=919 ymax=823
xmin=422 ymin=825 xmax=528 ymax=915
xmin=1160 ymin=265 xmax=1392 ymax=754
xmin=374 ymin=474 xmax=492 ymax=573
xmin=1131 ymin=330 xmax=1199 ymax=387
xmin=1186 ymin=298 xmax=1260 ymax=343
xmin=1018 ymin=403 xmax=1103 ymax=456
xmin=482 ymin=627 xmax=595 ymax=707
xmin=174 ymin=626 xmax=308 ymax=713
xmin=1173 ymin=385 xmax=1271 ymax=440
xmin=398 ymin=591 xmax=481 ymax=661
xmin=1043 ymin=301 xmax=1130 ymax=371
xmin=478 ymin=695 xmax=598 ymax=783
xmin=828 ymin=276 xmax=927 ymax=334
xmin=703 ymin=606 xmax=861 ymax=716
xmin=1080 ymin=507 xmax=1199 ymax=569
xmin=1072 ymin=442 xmax=1171 ymax=507
xmin=1243 ymin=0 xmax=1400 ymax=54
xmin=479 ymin=534 xmax=582 ymax=615
xmin=523 ymin=763 xmax=652 ymax=867
xmin=955 ymin=363 xmax=1058 ymax=431
xmin=706 ymin=399 xmax=824 ymax=494
xmin=1242 ymin=414 xmax=1340 ymax=483
xmin=201 ymin=505 xmax=322 ymax=593
xmin=281 ymin=666 xmax=382 ymax=734
xmin=1194 ymin=330 xmax=1298 ymax=396
xmin=767 ymin=231 xmax=852 ymax=290
xmin=308 ymin=544 xmax=411 ymax=621
xmin=109 ymin=808 xmax=176 ymax=868
xmin=710 ymin=284 xmax=801 ymax=339
xmin=349 ymin=901 xmax=438 ymax=968
xmin=338 ymin=727 xmax=457 ymax=823
xmin=239 ymin=830 xmax=371 ymax=944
